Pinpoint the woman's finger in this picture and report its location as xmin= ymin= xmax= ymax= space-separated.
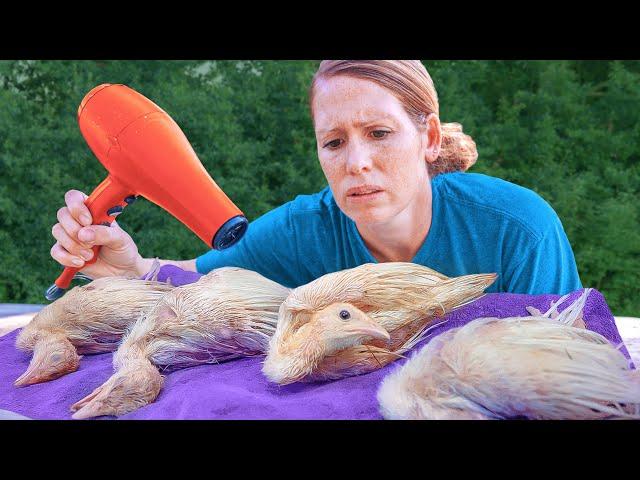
xmin=77 ymin=224 xmax=128 ymax=251
xmin=50 ymin=242 xmax=86 ymax=268
xmin=64 ymin=190 xmax=92 ymax=227
xmin=56 ymin=207 xmax=92 ymax=249
xmin=51 ymin=223 xmax=94 ymax=261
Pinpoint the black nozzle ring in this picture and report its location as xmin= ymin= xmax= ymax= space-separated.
xmin=45 ymin=273 xmax=93 ymax=301
xmin=212 ymin=215 xmax=248 ymax=250
xmin=45 ymin=284 xmax=66 ymax=301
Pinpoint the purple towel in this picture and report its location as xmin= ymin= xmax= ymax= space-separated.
xmin=0 ymin=265 xmax=632 ymax=419
xmin=152 ymin=264 xmax=204 ymax=286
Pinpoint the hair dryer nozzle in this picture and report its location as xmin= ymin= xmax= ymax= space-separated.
xmin=45 ymin=284 xmax=66 ymax=301
xmin=213 ymin=215 xmax=248 ymax=250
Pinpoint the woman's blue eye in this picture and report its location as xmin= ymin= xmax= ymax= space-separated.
xmin=371 ymin=130 xmax=389 ymax=139
xmin=324 ymin=139 xmax=342 ymax=149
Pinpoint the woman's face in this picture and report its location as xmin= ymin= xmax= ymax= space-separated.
xmin=312 ymin=76 xmax=433 ymax=226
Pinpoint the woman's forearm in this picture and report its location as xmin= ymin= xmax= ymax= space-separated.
xmin=135 ymin=257 xmax=198 ymax=277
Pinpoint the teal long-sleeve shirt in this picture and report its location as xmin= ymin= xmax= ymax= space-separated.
xmin=196 ymin=172 xmax=582 ymax=294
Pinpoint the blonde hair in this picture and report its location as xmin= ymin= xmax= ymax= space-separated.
xmin=310 ymin=60 xmax=478 ymax=176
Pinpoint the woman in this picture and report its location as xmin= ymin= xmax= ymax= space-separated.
xmin=49 ymin=60 xmax=581 ymax=294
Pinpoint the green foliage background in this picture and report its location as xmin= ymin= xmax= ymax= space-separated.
xmin=1 ymin=60 xmax=638 ymax=314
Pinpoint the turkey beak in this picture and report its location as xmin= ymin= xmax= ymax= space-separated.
xmin=343 ymin=321 xmax=390 ymax=342
xmin=14 ymin=359 xmax=49 ymax=387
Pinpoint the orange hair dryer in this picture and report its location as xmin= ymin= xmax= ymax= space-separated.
xmin=45 ymin=84 xmax=248 ymax=301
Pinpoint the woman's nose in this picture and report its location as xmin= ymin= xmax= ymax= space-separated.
xmin=345 ymin=142 xmax=373 ymax=174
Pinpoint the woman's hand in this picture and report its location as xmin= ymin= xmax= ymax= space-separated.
xmin=50 ymin=190 xmax=144 ymax=279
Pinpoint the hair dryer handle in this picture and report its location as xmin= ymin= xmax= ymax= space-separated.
xmin=45 ymin=176 xmax=136 ymax=301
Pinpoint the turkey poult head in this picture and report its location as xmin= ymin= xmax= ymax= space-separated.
xmin=262 ymin=302 xmax=390 ymax=384
xmin=310 ymin=303 xmax=392 ymax=350
xmin=14 ymin=332 xmax=81 ymax=386
xmin=71 ymin=359 xmax=162 ymax=420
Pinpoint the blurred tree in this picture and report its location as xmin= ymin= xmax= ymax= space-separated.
xmin=0 ymin=60 xmax=638 ymax=314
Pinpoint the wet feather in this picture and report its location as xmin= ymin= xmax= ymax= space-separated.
xmin=263 ymin=262 xmax=497 ymax=384
xmin=378 ymin=289 xmax=640 ymax=420
xmin=14 ymin=274 xmax=173 ymax=387
xmin=71 ymin=267 xmax=291 ymax=419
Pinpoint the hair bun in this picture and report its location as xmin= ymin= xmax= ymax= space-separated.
xmin=428 ymin=122 xmax=478 ymax=176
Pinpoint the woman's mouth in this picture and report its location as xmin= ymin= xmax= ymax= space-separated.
xmin=346 ymin=185 xmax=385 ymax=202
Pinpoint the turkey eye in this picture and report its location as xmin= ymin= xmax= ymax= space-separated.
xmin=339 ymin=310 xmax=350 ymax=320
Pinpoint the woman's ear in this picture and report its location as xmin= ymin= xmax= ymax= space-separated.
xmin=423 ymin=113 xmax=442 ymax=164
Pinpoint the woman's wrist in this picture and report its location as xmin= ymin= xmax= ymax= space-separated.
xmin=134 ymin=256 xmax=155 ymax=278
